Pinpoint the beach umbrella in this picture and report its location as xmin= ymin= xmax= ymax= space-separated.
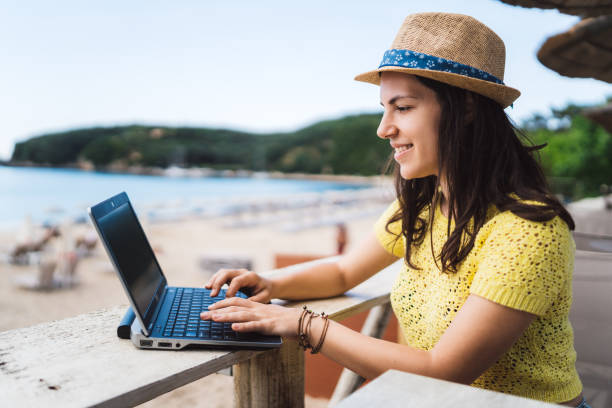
xmin=497 ymin=0 xmax=612 ymax=17
xmin=536 ymin=15 xmax=612 ymax=83
xmin=583 ymin=102 xmax=612 ymax=133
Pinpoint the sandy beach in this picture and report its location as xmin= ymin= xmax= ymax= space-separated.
xmin=0 ymin=211 xmax=384 ymax=330
xmin=0 ymin=187 xmax=391 ymax=407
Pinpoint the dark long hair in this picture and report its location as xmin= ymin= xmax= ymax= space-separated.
xmin=386 ymin=76 xmax=575 ymax=273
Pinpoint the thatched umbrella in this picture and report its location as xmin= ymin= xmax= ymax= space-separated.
xmin=583 ymin=102 xmax=612 ymax=133
xmin=498 ymin=0 xmax=612 ymax=17
xmin=537 ymin=15 xmax=612 ymax=83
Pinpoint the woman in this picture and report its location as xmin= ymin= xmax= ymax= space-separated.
xmin=201 ymin=12 xmax=588 ymax=407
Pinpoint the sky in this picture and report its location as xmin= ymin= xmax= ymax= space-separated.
xmin=1 ymin=1 xmax=611 ymax=160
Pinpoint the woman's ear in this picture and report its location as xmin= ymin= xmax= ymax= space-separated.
xmin=465 ymin=93 xmax=474 ymax=125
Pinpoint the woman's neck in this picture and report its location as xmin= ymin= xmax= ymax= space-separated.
xmin=440 ymin=198 xmax=450 ymax=218
xmin=438 ymin=180 xmax=451 ymax=218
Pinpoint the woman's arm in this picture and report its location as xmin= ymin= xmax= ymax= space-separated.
xmin=203 ymin=293 xmax=536 ymax=384
xmin=207 ymin=231 xmax=399 ymax=301
xmin=310 ymin=294 xmax=536 ymax=382
xmin=271 ymin=232 xmax=399 ymax=300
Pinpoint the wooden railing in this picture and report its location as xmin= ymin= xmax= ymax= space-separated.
xmin=0 ymin=258 xmax=398 ymax=408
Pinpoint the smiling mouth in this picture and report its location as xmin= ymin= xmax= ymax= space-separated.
xmin=394 ymin=143 xmax=414 ymax=154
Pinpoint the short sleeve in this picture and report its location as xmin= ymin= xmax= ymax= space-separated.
xmin=470 ymin=212 xmax=573 ymax=316
xmin=374 ymin=200 xmax=405 ymax=258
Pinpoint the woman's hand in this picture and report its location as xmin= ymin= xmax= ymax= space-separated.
xmin=205 ymin=268 xmax=274 ymax=303
xmin=200 ymin=297 xmax=302 ymax=339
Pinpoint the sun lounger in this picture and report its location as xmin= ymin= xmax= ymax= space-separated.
xmin=13 ymin=251 xmax=80 ymax=291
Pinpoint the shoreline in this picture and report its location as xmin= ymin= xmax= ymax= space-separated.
xmin=1 ymin=163 xmax=393 ymax=231
xmin=0 ymin=185 xmax=395 ymax=232
xmin=2 ymin=162 xmax=390 ymax=185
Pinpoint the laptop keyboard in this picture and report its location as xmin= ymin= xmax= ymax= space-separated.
xmin=162 ymin=287 xmax=253 ymax=340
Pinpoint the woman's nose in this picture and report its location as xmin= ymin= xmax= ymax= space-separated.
xmin=377 ymin=113 xmax=398 ymax=140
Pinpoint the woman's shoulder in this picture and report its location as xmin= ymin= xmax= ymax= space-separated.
xmin=374 ymin=199 xmax=405 ymax=257
xmin=472 ymin=195 xmax=575 ymax=316
xmin=481 ymin=195 xmax=572 ymax=249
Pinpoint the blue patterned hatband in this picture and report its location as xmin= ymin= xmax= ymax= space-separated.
xmin=379 ymin=49 xmax=505 ymax=85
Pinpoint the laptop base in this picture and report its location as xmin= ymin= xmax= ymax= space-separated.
xmin=130 ymin=318 xmax=283 ymax=350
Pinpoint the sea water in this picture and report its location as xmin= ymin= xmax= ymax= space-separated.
xmin=0 ymin=166 xmax=367 ymax=228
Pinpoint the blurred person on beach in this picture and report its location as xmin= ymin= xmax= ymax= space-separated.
xmin=202 ymin=12 xmax=588 ymax=408
xmin=10 ymin=224 xmax=60 ymax=263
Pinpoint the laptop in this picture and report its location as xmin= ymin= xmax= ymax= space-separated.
xmin=88 ymin=192 xmax=282 ymax=350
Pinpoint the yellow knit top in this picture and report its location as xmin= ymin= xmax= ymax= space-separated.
xmin=374 ymin=199 xmax=583 ymax=403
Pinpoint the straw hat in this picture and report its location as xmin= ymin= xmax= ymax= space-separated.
xmin=355 ymin=12 xmax=521 ymax=108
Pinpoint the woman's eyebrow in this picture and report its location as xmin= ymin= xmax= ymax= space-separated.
xmin=380 ymin=95 xmax=420 ymax=106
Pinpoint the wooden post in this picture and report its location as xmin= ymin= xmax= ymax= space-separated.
xmin=233 ymin=339 xmax=304 ymax=408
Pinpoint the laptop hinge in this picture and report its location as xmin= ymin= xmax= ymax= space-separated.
xmin=147 ymin=284 xmax=168 ymax=333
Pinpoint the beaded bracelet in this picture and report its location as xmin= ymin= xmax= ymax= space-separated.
xmin=311 ymin=312 xmax=329 ymax=355
xmin=297 ymin=305 xmax=330 ymax=354
xmin=297 ymin=306 xmax=311 ymax=350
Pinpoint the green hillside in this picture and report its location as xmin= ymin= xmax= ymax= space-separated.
xmin=11 ymin=114 xmax=389 ymax=176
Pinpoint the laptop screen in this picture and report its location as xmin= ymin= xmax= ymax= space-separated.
xmin=96 ymin=200 xmax=164 ymax=320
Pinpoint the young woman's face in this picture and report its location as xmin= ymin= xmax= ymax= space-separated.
xmin=378 ymin=72 xmax=442 ymax=180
